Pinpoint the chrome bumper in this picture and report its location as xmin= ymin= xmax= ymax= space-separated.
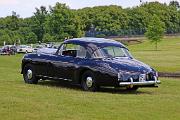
xmin=119 ymin=77 xmax=161 ymax=86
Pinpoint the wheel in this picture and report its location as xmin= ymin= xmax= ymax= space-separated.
xmin=81 ymin=70 xmax=98 ymax=92
xmin=23 ymin=64 xmax=38 ymax=84
xmin=126 ymin=86 xmax=139 ymax=91
xmin=25 ymin=50 xmax=28 ymax=54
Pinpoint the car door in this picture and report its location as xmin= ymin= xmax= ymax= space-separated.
xmin=48 ymin=43 xmax=91 ymax=83
xmin=33 ymin=54 xmax=49 ymax=76
xmin=49 ymin=43 xmax=78 ymax=81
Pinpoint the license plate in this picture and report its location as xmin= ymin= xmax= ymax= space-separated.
xmin=139 ymin=74 xmax=146 ymax=82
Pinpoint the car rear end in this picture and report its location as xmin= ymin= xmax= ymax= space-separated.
xmin=118 ymin=72 xmax=161 ymax=88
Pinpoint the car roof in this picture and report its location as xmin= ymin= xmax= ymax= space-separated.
xmin=64 ymin=37 xmax=127 ymax=49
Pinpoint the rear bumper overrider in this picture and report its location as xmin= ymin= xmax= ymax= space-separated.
xmin=119 ymin=77 xmax=161 ymax=87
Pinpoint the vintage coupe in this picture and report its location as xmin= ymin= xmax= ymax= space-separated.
xmin=21 ymin=38 xmax=160 ymax=91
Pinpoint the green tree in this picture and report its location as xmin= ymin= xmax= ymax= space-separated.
xmin=42 ymin=33 xmax=54 ymax=42
xmin=6 ymin=11 xmax=20 ymax=31
xmin=18 ymin=27 xmax=37 ymax=44
xmin=142 ymin=2 xmax=180 ymax=34
xmin=48 ymin=3 xmax=83 ymax=41
xmin=0 ymin=1 xmax=180 ymax=44
xmin=32 ymin=6 xmax=48 ymax=42
xmin=77 ymin=5 xmax=128 ymax=36
xmin=169 ymin=1 xmax=180 ymax=9
xmin=145 ymin=15 xmax=165 ymax=50
xmin=26 ymin=32 xmax=38 ymax=44
xmin=126 ymin=7 xmax=149 ymax=35
xmin=0 ymin=31 xmax=12 ymax=45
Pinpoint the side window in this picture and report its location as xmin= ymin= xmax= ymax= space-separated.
xmin=58 ymin=43 xmax=87 ymax=58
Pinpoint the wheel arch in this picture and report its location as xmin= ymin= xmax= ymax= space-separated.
xmin=21 ymin=60 xmax=31 ymax=74
xmin=75 ymin=68 xmax=93 ymax=84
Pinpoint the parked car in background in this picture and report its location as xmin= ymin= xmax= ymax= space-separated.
xmin=36 ymin=47 xmax=57 ymax=54
xmin=33 ymin=43 xmax=57 ymax=52
xmin=10 ymin=46 xmax=17 ymax=55
xmin=51 ymin=44 xmax=59 ymax=49
xmin=33 ymin=45 xmax=45 ymax=52
xmin=0 ymin=47 xmax=2 ymax=53
xmin=17 ymin=45 xmax=34 ymax=53
xmin=21 ymin=38 xmax=160 ymax=91
xmin=1 ymin=45 xmax=17 ymax=55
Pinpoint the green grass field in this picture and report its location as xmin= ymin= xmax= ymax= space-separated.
xmin=0 ymin=52 xmax=180 ymax=119
xmin=128 ymin=37 xmax=180 ymax=73
xmin=0 ymin=37 xmax=180 ymax=120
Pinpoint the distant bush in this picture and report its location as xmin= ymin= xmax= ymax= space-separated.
xmin=96 ymin=34 xmax=106 ymax=38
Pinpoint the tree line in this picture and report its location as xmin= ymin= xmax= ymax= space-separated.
xmin=0 ymin=1 xmax=179 ymax=45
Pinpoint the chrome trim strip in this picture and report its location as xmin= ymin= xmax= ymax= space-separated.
xmin=119 ymin=80 xmax=161 ymax=86
xmin=37 ymin=75 xmax=72 ymax=82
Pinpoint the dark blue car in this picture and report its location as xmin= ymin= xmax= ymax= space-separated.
xmin=21 ymin=38 xmax=160 ymax=91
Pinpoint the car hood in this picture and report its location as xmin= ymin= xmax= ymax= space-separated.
xmin=103 ymin=57 xmax=152 ymax=74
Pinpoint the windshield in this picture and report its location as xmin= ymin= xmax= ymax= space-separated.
xmin=93 ymin=46 xmax=133 ymax=58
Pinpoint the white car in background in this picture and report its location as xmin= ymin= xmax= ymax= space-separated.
xmin=33 ymin=45 xmax=45 ymax=52
xmin=17 ymin=45 xmax=34 ymax=53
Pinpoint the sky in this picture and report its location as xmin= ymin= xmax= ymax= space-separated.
xmin=0 ymin=0 xmax=175 ymax=18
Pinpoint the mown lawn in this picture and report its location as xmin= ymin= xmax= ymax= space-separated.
xmin=0 ymin=54 xmax=180 ymax=120
xmin=129 ymin=37 xmax=180 ymax=73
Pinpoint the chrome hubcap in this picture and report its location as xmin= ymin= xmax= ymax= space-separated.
xmin=86 ymin=77 xmax=93 ymax=88
xmin=27 ymin=69 xmax=33 ymax=80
